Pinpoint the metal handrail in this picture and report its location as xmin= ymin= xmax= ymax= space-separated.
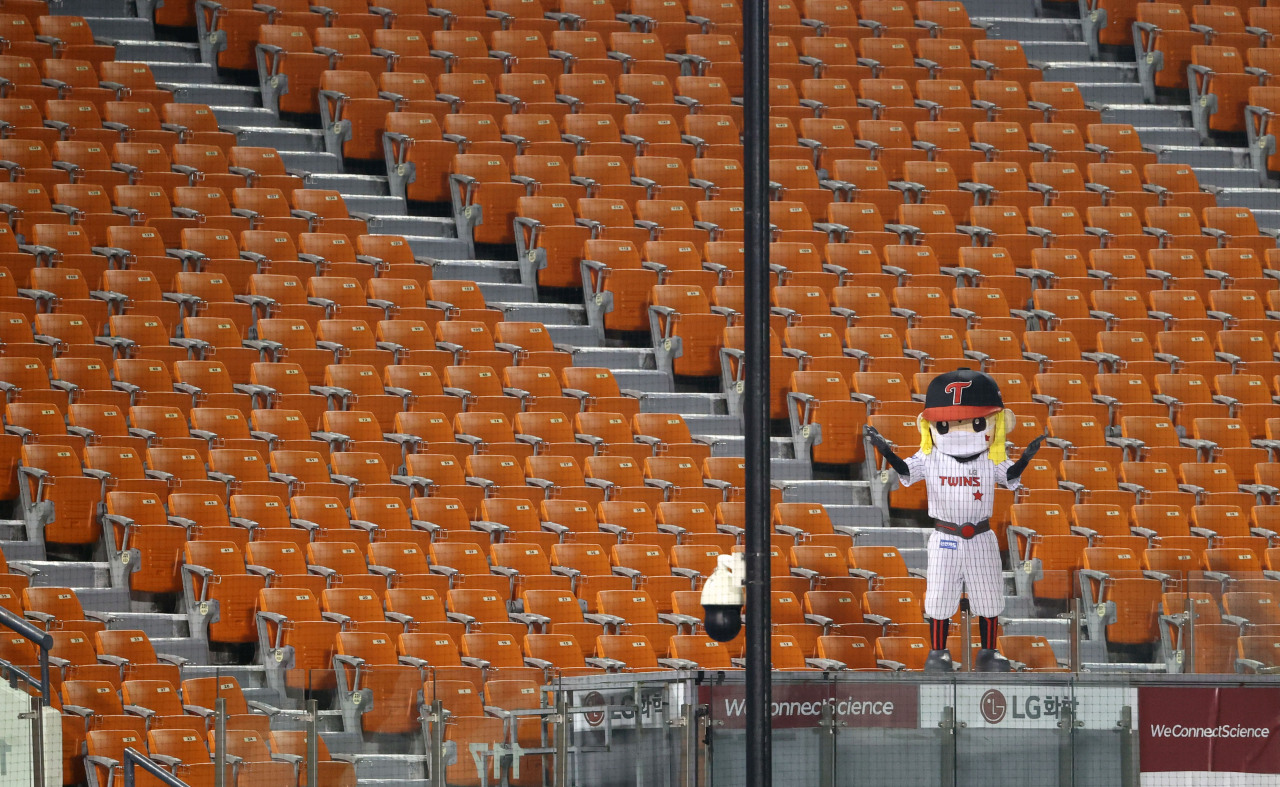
xmin=0 ymin=604 xmax=53 ymax=703
xmin=123 ymin=747 xmax=191 ymax=787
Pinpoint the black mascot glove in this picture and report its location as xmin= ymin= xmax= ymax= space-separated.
xmin=1006 ymin=433 xmax=1047 ymax=482
xmin=864 ymin=425 xmax=910 ymax=476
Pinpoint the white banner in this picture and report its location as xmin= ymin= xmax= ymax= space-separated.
xmin=1140 ymin=773 xmax=1280 ymax=786
xmin=571 ymin=681 xmax=686 ymax=731
xmin=920 ymin=684 xmax=1137 ymax=730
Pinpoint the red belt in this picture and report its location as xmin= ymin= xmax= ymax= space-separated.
xmin=934 ymin=519 xmax=991 ymax=539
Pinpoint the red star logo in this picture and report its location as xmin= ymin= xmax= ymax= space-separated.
xmin=973 ymin=490 xmax=983 ymax=501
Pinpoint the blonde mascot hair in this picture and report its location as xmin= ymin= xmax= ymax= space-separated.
xmin=918 ymin=409 xmax=1010 ymax=464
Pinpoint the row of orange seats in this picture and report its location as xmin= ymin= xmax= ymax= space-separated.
xmin=55 ymin=673 xmax=352 ymax=784
xmin=326 ymin=71 xmax=1107 ymax=165
xmin=581 ymin=234 xmax=1271 ymax=321
xmin=630 ymin=277 xmax=1274 ymax=374
xmin=608 ymin=246 xmax=1275 ymax=328
xmin=0 ymin=55 xmax=170 ymax=108
xmin=202 ymin=0 xmax=995 ymax=72
xmin=0 ymin=227 xmax=429 ymax=301
xmin=0 ymin=339 xmax=623 ymax=417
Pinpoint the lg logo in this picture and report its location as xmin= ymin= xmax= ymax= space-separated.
xmin=980 ymin=689 xmax=1007 ymax=724
xmin=584 ymin=691 xmax=605 ymax=726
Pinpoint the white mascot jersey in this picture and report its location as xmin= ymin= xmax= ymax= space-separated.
xmin=899 ymin=451 xmax=1019 ymax=524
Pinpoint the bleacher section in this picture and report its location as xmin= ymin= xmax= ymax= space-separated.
xmin=0 ymin=0 xmax=1279 ymax=781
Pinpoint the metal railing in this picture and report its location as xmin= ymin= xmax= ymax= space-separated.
xmin=0 ymin=603 xmax=54 ymax=787
xmin=529 ymin=671 xmax=1280 ymax=787
xmin=0 ymin=604 xmax=53 ymax=704
xmin=123 ymin=747 xmax=192 ymax=787
xmin=55 ymin=664 xmax=1280 ymax=787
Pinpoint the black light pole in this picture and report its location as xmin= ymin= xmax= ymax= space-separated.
xmin=741 ymin=0 xmax=772 ymax=783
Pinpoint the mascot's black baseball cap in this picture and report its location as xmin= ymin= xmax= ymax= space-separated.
xmin=921 ymin=368 xmax=1004 ymax=421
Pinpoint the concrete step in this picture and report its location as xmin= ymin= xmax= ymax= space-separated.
xmin=1249 ymin=209 xmax=1280 ymax=230
xmin=780 ymin=480 xmax=872 ymax=506
xmin=1 ymin=541 xmax=44 ymax=562
xmin=108 ymin=612 xmax=189 ymax=639
xmin=211 ymin=106 xmax=285 ymax=128
xmin=1079 ymin=638 xmax=1109 ymax=664
xmin=235 ymin=127 xmax=327 ymax=153
xmin=386 ymin=217 xmax=459 ymax=239
xmin=820 ymin=506 xmax=889 ymax=528
xmin=568 ymin=346 xmax=656 ymax=369
xmin=1195 ymin=168 xmax=1261 ymax=189
xmin=1106 ymin=107 xmax=1193 ymax=128
xmin=167 ymin=84 xmax=261 ymax=108
xmin=544 ymin=324 xmax=601 ymax=347
xmin=150 ymin=637 xmax=212 ymax=663
xmin=638 ymin=392 xmax=723 ymax=414
xmin=964 ymin=0 xmax=1041 ymax=15
xmin=84 ymin=17 xmax=154 ymax=41
xmin=309 ymin=174 xmax=391 ymax=197
xmin=900 ymin=547 xmax=926 ymax=570
xmin=1218 ymin=188 xmax=1280 ymax=213
xmin=1025 ymin=42 xmax=1093 ymax=61
xmin=839 ymin=525 xmax=928 ymax=547
xmin=1130 ymin=126 xmax=1200 ymax=148
xmin=347 ymin=195 xmax=406 ymax=216
xmin=431 ymin=260 xmax=520 ymax=283
xmin=149 ymin=63 xmax=220 ymax=84
xmin=380 ymin=216 xmax=459 ymax=238
xmin=113 ymin=40 xmax=201 ymax=63
xmin=1002 ymin=595 xmax=1037 ymax=618
xmin=182 ymin=664 xmax=269 ymax=690
xmin=613 ymin=369 xmax=674 ymax=394
xmin=360 ymin=780 xmax=430 ymax=787
xmin=78 ymin=587 xmax=133 ymax=613
xmin=1150 ymin=146 xmax=1247 ymax=168
xmin=965 ymin=0 xmax=1041 ymax=15
xmin=700 ymin=435 xmax=796 ymax=459
xmin=495 ymin=301 xmax=586 ymax=325
xmin=1077 ymin=82 xmax=1145 ymax=104
xmin=67 ymin=0 xmax=136 ymax=17
xmin=25 ymin=561 xmax=108 ymax=589
xmin=478 ymin=282 xmax=538 ymax=303
xmin=277 ymin=151 xmax=345 ymax=175
xmin=1003 ymin=616 xmax=1071 ymax=639
xmin=976 ymin=18 xmax=1082 ymax=42
xmin=1039 ymin=62 xmax=1137 ymax=84
xmin=404 ymin=236 xmax=474 ymax=259
xmin=771 ymin=459 xmax=812 ymax=481
xmin=683 ymin=414 xmax=745 ymax=435
xmin=1080 ymin=662 xmax=1167 ymax=673
xmin=338 ymin=754 xmax=430 ymax=782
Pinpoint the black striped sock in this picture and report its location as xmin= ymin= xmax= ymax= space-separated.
xmin=979 ymin=616 xmax=998 ymax=650
xmin=931 ymin=617 xmax=950 ymax=650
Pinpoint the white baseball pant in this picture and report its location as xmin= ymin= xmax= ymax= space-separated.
xmin=923 ymin=528 xmax=1005 ymax=619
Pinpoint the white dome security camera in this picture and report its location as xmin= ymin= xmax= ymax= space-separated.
xmin=701 ymin=553 xmax=745 ymax=642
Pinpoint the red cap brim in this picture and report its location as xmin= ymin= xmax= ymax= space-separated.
xmin=921 ymin=404 xmax=1004 ymax=422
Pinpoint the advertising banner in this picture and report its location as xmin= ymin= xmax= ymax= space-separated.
xmin=572 ymin=681 xmax=687 ymax=732
xmin=702 ymin=683 xmax=918 ymax=730
xmin=1139 ymin=686 xmax=1280 ymax=786
xmin=920 ymin=684 xmax=1137 ymax=730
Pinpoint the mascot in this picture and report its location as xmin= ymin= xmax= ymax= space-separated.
xmin=864 ymin=369 xmax=1044 ymax=672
